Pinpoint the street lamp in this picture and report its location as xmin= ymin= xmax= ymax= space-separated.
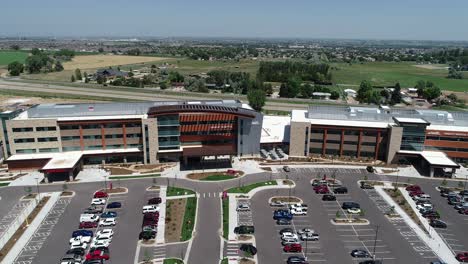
xmin=372 ymin=225 xmax=380 ymax=260
xmin=34 ymin=177 xmax=40 ymax=200
xmin=103 ymin=175 xmax=108 ymax=191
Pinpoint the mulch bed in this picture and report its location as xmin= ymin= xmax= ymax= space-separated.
xmin=98 ymin=187 xmax=127 ymax=194
xmin=165 ymin=199 xmax=186 ymax=243
xmin=187 ymin=171 xmax=243 ymax=180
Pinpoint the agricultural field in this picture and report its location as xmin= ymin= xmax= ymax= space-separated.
xmin=62 ymin=54 xmax=170 ymax=70
xmin=0 ymin=51 xmax=29 ymax=66
xmin=331 ymin=62 xmax=468 ymax=92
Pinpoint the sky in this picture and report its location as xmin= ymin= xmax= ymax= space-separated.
xmin=2 ymin=0 xmax=468 ymax=41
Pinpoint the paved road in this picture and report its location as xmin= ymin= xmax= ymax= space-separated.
xmin=0 ymin=79 xmax=308 ymax=111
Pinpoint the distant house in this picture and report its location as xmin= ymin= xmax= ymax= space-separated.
xmin=96 ymin=69 xmax=128 ymax=79
xmin=312 ymin=92 xmax=331 ymax=100
xmin=344 ymin=89 xmax=357 ymax=97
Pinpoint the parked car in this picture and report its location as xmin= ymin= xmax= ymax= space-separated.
xmin=93 ymin=191 xmax=108 ymax=198
xmin=91 ymin=199 xmax=106 ymax=205
xmin=240 ymin=244 xmax=257 ymax=255
xmin=360 ymin=182 xmax=374 ymax=189
xmin=99 ymin=218 xmax=116 ymax=227
xmin=406 ymin=185 xmax=421 ymax=192
xmin=70 ymin=241 xmax=88 ymax=250
xmin=279 ymin=228 xmax=294 ymax=235
xmin=90 ymin=240 xmax=110 ymax=249
xmin=107 ymin=202 xmax=122 ymax=209
xmin=456 ymin=252 xmax=468 ymax=262
xmin=409 ymin=190 xmax=425 ymax=197
xmin=448 ymin=196 xmax=461 ymax=205
xmin=72 ymin=230 xmax=93 ymax=238
xmin=316 ymin=187 xmax=330 ymax=194
xmin=289 ymin=203 xmax=308 ymax=210
xmin=460 ymin=190 xmax=468 ymax=196
xmin=148 ymin=197 xmax=162 ymax=205
xmin=100 ymin=212 xmax=117 ymax=218
xmin=83 ymin=260 xmax=104 ymax=264
xmin=85 ymin=249 xmax=110 ymax=261
xmin=139 ymin=231 xmax=156 ymax=240
xmin=422 ymin=211 xmax=440 ymax=219
xmin=80 ymin=214 xmax=99 ymax=223
xmin=96 ymin=229 xmax=114 ymax=238
xmin=283 ymin=166 xmax=291 ymax=172
xmin=439 ymin=188 xmax=451 ymax=197
xmin=142 ymin=225 xmax=157 ymax=232
xmin=284 ymin=243 xmax=302 ymax=253
xmin=342 ymin=202 xmax=360 ymax=210
xmin=287 ymin=256 xmax=308 ymax=264
xmin=416 ymin=203 xmax=433 ymax=211
xmin=79 ymin=222 xmax=98 ymax=229
xmin=351 ymin=249 xmax=371 ymax=258
xmin=60 ymin=253 xmax=82 ymax=264
xmin=458 ymin=208 xmax=468 ymax=215
xmin=281 ymin=237 xmax=299 ymax=245
xmin=297 ymin=228 xmax=314 ymax=235
xmin=322 ymin=194 xmax=336 ymax=201
xmin=84 ymin=206 xmax=104 ymax=214
xmin=429 ymin=219 xmax=447 ymax=228
xmin=236 ymin=204 xmax=250 ymax=211
xmin=347 ymin=208 xmax=362 ymax=214
xmin=69 ymin=235 xmax=92 ymax=244
xmin=281 ymin=232 xmax=299 ymax=240
xmin=276 ymin=219 xmax=291 ymax=225
xmin=234 ymin=225 xmax=255 ymax=234
xmin=142 ymin=205 xmax=159 ymax=213
xmin=300 ymin=233 xmax=319 ymax=241
xmin=333 ymin=187 xmax=348 ymax=194
xmin=290 ymin=208 xmax=307 ymax=216
xmin=273 ymin=212 xmax=293 ymax=220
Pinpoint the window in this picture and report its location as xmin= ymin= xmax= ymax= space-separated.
xmin=126 ymin=123 xmax=141 ymax=127
xmin=84 ymin=145 xmax=103 ymax=150
xmin=36 ymin=126 xmax=57 ymax=131
xmin=16 ymin=149 xmax=36 ymax=154
xmin=83 ymin=135 xmax=102 ymax=140
xmin=12 ymin=127 xmax=33 ymax=132
xmin=104 ymin=123 xmax=122 ymax=128
xmin=105 ymin=134 xmax=123 ymax=139
xmin=39 ymin=148 xmax=59 ymax=153
xmin=14 ymin=138 xmax=34 ymax=143
xmin=61 ymin=136 xmax=80 ymax=141
xmin=126 ymin=133 xmax=142 ymax=138
xmin=63 ymin=146 xmax=81 ymax=152
xmin=82 ymin=124 xmax=101 ymax=129
xmin=37 ymin=137 xmax=58 ymax=142
xmin=60 ymin=125 xmax=79 ymax=130
xmin=106 ymin=144 xmax=123 ymax=149
xmin=344 ymin=130 xmax=359 ymax=136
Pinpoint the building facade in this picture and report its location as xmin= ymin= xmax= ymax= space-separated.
xmin=3 ymin=101 xmax=262 ymax=179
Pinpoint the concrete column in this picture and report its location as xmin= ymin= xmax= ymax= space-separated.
xmin=357 ymin=130 xmax=363 ymax=158
xmin=430 ymin=167 xmax=434 ymax=177
xmin=44 ymin=174 xmax=49 ymax=183
xmin=123 ymin=158 xmax=127 ymax=164
xmin=322 ymin=129 xmax=327 ymax=156
xmin=69 ymin=171 xmax=74 ymax=181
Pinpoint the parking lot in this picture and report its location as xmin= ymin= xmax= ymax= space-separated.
xmin=0 ymin=199 xmax=33 ymax=239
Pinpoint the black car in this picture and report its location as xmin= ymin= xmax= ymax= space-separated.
xmin=84 ymin=260 xmax=104 ymax=264
xmin=322 ymin=194 xmax=336 ymax=201
xmin=360 ymin=182 xmax=374 ymax=189
xmin=148 ymin=197 xmax=162 ymax=205
xmin=359 ymin=261 xmax=382 ymax=264
xmin=139 ymin=231 xmax=156 ymax=240
xmin=240 ymin=244 xmax=257 ymax=256
xmin=333 ymin=187 xmax=348 ymax=194
xmin=429 ymin=219 xmax=447 ymax=228
xmin=66 ymin=248 xmax=85 ymax=256
xmin=342 ymin=202 xmax=360 ymax=210
xmin=276 ymin=219 xmax=291 ymax=225
xmin=460 ymin=190 xmax=468 ymax=196
xmin=351 ymin=249 xmax=371 ymax=258
xmin=448 ymin=197 xmax=461 ymax=205
xmin=287 ymin=256 xmax=308 ymax=264
xmin=439 ymin=188 xmax=450 ymax=197
xmin=234 ymin=225 xmax=255 ymax=234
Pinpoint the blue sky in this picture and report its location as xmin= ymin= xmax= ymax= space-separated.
xmin=2 ymin=0 xmax=468 ymax=40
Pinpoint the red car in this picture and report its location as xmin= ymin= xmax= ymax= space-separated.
xmin=405 ymin=185 xmax=421 ymax=192
xmin=283 ymin=243 xmax=302 ymax=253
xmin=313 ymin=185 xmax=327 ymax=191
xmin=86 ymin=249 xmax=110 ymax=260
xmin=316 ymin=187 xmax=329 ymax=194
xmin=94 ymin=191 xmax=108 ymax=198
xmin=456 ymin=252 xmax=468 ymax=262
xmin=79 ymin=221 xmax=98 ymax=229
xmin=409 ymin=190 xmax=424 ymax=197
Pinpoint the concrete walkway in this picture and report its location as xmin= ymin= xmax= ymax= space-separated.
xmin=1 ymin=192 xmax=61 ymax=264
xmin=375 ymin=186 xmax=457 ymax=264
xmin=156 ymin=186 xmax=167 ymax=244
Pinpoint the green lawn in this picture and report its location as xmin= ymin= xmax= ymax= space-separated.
xmin=222 ymin=197 xmax=229 ymax=239
xmin=163 ymin=259 xmax=184 ymax=264
xmin=181 ymin=197 xmax=197 ymax=241
xmin=331 ymin=62 xmax=468 ymax=92
xmin=166 ymin=186 xmax=195 ymax=197
xmin=0 ymin=50 xmax=29 ymax=66
xmin=221 ymin=258 xmax=228 ymax=264
xmin=0 ymin=182 xmax=10 ymax=187
xmin=227 ymin=181 xmax=277 ymax=193
xmin=108 ymin=174 xmax=160 ymax=180
xmin=200 ymin=175 xmax=237 ymax=181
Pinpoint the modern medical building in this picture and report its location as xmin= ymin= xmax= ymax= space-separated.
xmin=1 ymin=101 xmax=467 ymax=180
xmin=0 ymin=100 xmax=262 ymax=181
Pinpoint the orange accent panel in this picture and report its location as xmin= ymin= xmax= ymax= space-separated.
xmin=122 ymin=124 xmax=127 ymax=148
xmin=79 ymin=125 xmax=84 ymax=151
xmin=101 ymin=125 xmax=106 ymax=150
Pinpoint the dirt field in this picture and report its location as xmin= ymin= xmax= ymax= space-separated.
xmin=412 ymin=64 xmax=449 ymax=70
xmin=0 ymin=95 xmax=100 ymax=110
xmin=165 ymin=199 xmax=186 ymax=242
xmin=63 ymin=55 xmax=169 ymax=70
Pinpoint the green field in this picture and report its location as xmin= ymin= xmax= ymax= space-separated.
xmin=227 ymin=181 xmax=277 ymax=193
xmin=166 ymin=186 xmax=195 ymax=197
xmin=200 ymin=175 xmax=237 ymax=181
xmin=163 ymin=259 xmax=183 ymax=264
xmin=331 ymin=62 xmax=468 ymax=92
xmin=181 ymin=197 xmax=197 ymax=241
xmin=222 ymin=197 xmax=229 ymax=239
xmin=0 ymin=51 xmax=29 ymax=66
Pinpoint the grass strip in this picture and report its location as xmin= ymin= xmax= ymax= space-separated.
xmin=200 ymin=175 xmax=237 ymax=181
xmin=181 ymin=197 xmax=197 ymax=241
xmin=166 ymin=186 xmax=195 ymax=197
xmin=108 ymin=174 xmax=160 ymax=180
xmin=222 ymin=197 xmax=229 ymax=240
xmin=163 ymin=258 xmax=184 ymax=264
xmin=227 ymin=180 xmax=277 ymax=194
xmin=0 ymin=182 xmax=10 ymax=187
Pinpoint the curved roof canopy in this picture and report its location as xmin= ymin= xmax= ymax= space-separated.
xmin=147 ymin=104 xmax=256 ymax=118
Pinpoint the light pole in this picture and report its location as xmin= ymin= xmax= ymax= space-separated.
xmin=372 ymin=225 xmax=380 ymax=260
xmin=103 ymin=175 xmax=107 ymax=191
xmin=34 ymin=177 xmax=40 ymax=200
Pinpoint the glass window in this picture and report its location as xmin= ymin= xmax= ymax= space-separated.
xmin=16 ymin=149 xmax=36 ymax=154
xmin=36 ymin=126 xmax=57 ymax=131
xmin=63 ymin=146 xmax=81 ymax=152
xmin=37 ymin=137 xmax=58 ymax=142
xmin=82 ymin=124 xmax=101 ymax=129
xmin=39 ymin=148 xmax=59 ymax=153
xmin=14 ymin=138 xmax=35 ymax=143
xmin=83 ymin=135 xmax=102 ymax=140
xmin=60 ymin=125 xmax=79 ymax=130
xmin=105 ymin=123 xmax=122 ymax=128
xmin=12 ymin=127 xmax=33 ymax=132
xmin=61 ymin=136 xmax=80 ymax=141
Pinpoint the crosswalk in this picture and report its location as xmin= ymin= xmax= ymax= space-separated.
xmin=153 ymin=245 xmax=166 ymax=263
xmin=198 ymin=192 xmax=222 ymax=199
xmin=225 ymin=242 xmax=239 ymax=258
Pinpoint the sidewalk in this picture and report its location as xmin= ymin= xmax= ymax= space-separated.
xmin=156 ymin=186 xmax=167 ymax=244
xmin=1 ymin=192 xmax=61 ymax=264
xmin=375 ymin=186 xmax=457 ymax=264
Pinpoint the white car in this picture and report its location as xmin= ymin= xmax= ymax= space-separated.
xmin=91 ymin=198 xmax=106 ymax=205
xmin=70 ymin=241 xmax=88 ymax=249
xmin=290 ymin=208 xmax=307 ymax=215
xmin=236 ymin=204 xmax=250 ymax=211
xmin=69 ymin=236 xmax=91 ymax=244
xmin=281 ymin=232 xmax=298 ymax=240
xmin=270 ymin=200 xmax=286 ymax=207
xmin=99 ymin=218 xmax=116 ymax=226
xmin=79 ymin=214 xmax=99 ymax=223
xmin=96 ymin=229 xmax=114 ymax=237
xmin=90 ymin=239 xmax=110 ymax=249
xmin=347 ymin=208 xmax=362 ymax=214
xmin=297 ymin=228 xmax=315 ymax=235
xmin=289 ymin=203 xmax=308 ymax=210
xmin=300 ymin=233 xmax=320 ymax=241
xmin=93 ymin=233 xmax=112 ymax=243
xmin=142 ymin=205 xmax=159 ymax=214
xmin=416 ymin=203 xmax=433 ymax=211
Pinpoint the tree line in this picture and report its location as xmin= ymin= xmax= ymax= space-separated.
xmin=257 ymin=61 xmax=332 ymax=84
xmin=7 ymin=48 xmax=75 ymax=76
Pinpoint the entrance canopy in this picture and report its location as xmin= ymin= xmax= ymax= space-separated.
xmin=398 ymin=150 xmax=460 ymax=168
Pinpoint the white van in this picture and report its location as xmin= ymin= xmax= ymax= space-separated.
xmin=80 ymin=214 xmax=99 ymax=222
xmin=415 ymin=194 xmax=431 ymax=201
xmin=142 ymin=205 xmax=159 ymax=214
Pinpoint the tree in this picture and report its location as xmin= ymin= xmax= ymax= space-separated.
xmin=263 ymin=83 xmax=273 ymax=96
xmin=98 ymin=48 xmax=104 ymax=53
xmin=424 ymin=86 xmax=441 ymax=101
xmin=25 ymin=55 xmax=44 ymax=73
xmin=71 ymin=75 xmax=76 ymax=82
xmin=286 ymin=77 xmax=301 ymax=98
xmin=300 ymin=83 xmax=314 ymax=98
xmin=356 ymin=80 xmax=373 ymax=103
xmin=7 ymin=61 xmax=24 ymax=76
xmin=247 ymin=89 xmax=266 ymax=111
xmin=54 ymin=61 xmax=64 ymax=72
xmin=168 ymin=71 xmax=184 ymax=82
xmin=10 ymin=44 xmax=20 ymax=50
xmin=390 ymin=83 xmax=402 ymax=105
xmin=75 ymin=68 xmax=82 ymax=81
xmin=31 ymin=48 xmax=42 ymax=55
xmin=279 ymin=83 xmax=288 ymax=98
xmin=415 ymin=80 xmax=426 ymax=97
xmin=159 ymin=82 xmax=168 ymax=90
xmin=447 ymin=93 xmax=458 ymax=102
xmin=96 ymin=75 xmax=106 ymax=84
xmin=330 ymin=90 xmax=340 ymax=100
